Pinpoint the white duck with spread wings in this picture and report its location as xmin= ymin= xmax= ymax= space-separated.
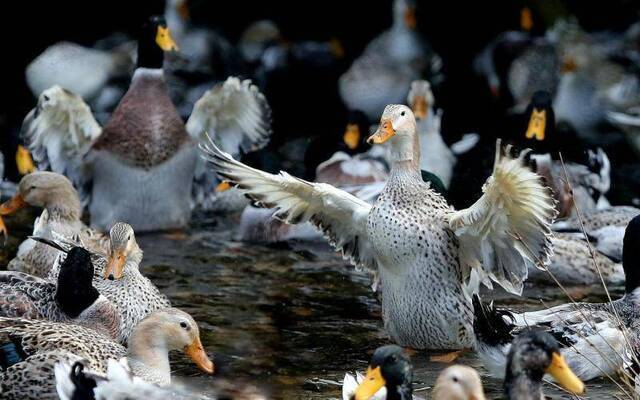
xmin=201 ymin=104 xmax=556 ymax=349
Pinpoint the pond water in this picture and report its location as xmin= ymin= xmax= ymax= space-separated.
xmin=0 ymin=209 xmax=629 ymax=399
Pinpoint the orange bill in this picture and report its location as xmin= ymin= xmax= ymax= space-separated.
xmin=520 ymin=7 xmax=533 ymax=31
xmin=0 ymin=194 xmax=27 ymax=216
xmin=412 ymin=95 xmax=429 ymax=119
xmin=104 ymin=250 xmax=126 ymax=280
xmin=184 ymin=337 xmax=215 ymax=374
xmin=404 ymin=7 xmax=417 ymax=30
xmin=0 ymin=216 xmax=7 ymax=243
xmin=343 ymin=123 xmax=361 ymax=150
xmin=215 ymin=181 xmax=232 ymax=193
xmin=367 ymin=119 xmax=395 ymax=144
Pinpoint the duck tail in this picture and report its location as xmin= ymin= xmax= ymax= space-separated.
xmin=472 ymin=294 xmax=515 ymax=347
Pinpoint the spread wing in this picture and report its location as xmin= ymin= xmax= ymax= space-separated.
xmin=21 ymin=85 xmax=102 ymax=203
xmin=200 ymin=137 xmax=377 ymax=273
xmin=449 ymin=140 xmax=557 ymax=295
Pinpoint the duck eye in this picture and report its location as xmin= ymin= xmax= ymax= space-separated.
xmin=127 ymin=235 xmax=131 ymax=241
xmin=452 ymin=376 xmax=458 ymax=383
xmin=180 ymin=321 xmax=188 ymax=329
xmin=401 ymin=111 xmax=406 ymax=116
xmin=43 ymin=95 xmax=50 ymax=102
xmin=30 ymin=185 xmax=37 ymax=190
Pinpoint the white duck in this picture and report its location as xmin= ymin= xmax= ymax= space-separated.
xmin=201 ymin=104 xmax=556 ymax=350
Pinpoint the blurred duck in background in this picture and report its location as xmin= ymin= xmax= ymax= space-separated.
xmin=21 ymin=16 xmax=272 ymax=232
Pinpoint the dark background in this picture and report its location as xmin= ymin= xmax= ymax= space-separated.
xmin=1 ymin=0 xmax=639 ymax=185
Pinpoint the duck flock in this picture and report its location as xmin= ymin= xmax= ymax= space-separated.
xmin=0 ymin=0 xmax=640 ymax=399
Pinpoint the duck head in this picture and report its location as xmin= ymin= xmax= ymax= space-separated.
xmin=137 ymin=15 xmax=178 ymax=69
xmin=407 ymin=80 xmax=434 ymax=120
xmin=128 ymin=308 xmax=214 ymax=377
xmin=368 ymin=105 xmax=420 ymax=169
xmin=505 ymin=330 xmax=584 ymax=399
xmin=354 ymin=345 xmax=413 ymax=400
xmin=104 ymin=222 xmax=140 ymax=281
xmin=433 ymin=365 xmax=486 ymax=400
xmin=56 ymin=247 xmax=100 ymax=318
xmin=0 ymin=171 xmax=81 ymax=221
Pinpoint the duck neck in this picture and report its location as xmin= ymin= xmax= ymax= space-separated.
xmin=137 ymin=34 xmax=165 ymax=69
xmin=127 ymin=321 xmax=171 ymax=383
xmin=46 ymin=192 xmax=82 ymax=222
xmin=387 ymin=383 xmax=413 ymax=400
xmin=388 ymin=131 xmax=422 ymax=182
xmin=504 ymin=370 xmax=543 ymax=400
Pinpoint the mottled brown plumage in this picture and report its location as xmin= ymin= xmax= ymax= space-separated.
xmin=93 ymin=69 xmax=192 ymax=169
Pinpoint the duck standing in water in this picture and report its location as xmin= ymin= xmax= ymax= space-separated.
xmin=202 ymin=104 xmax=556 ymax=350
xmin=21 ymin=16 xmax=272 ymax=232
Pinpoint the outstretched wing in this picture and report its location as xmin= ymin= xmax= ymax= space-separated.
xmin=449 ymin=140 xmax=557 ymax=295
xmin=186 ymin=77 xmax=272 ymax=157
xmin=200 ymin=137 xmax=378 ymax=273
xmin=21 ymin=85 xmax=102 ymax=203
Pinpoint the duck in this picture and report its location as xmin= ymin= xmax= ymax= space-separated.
xmin=432 ymin=365 xmax=485 ymax=400
xmin=0 ymin=308 xmax=214 ymax=400
xmin=40 ymin=222 xmax=171 ymax=344
xmin=473 ymin=214 xmax=640 ymax=382
xmin=528 ymin=232 xmax=624 ymax=286
xmin=338 ymin=0 xmax=441 ymax=120
xmin=21 ymin=16 xmax=272 ymax=232
xmin=346 ymin=332 xmax=584 ymax=400
xmin=0 ymin=172 xmax=106 ymax=277
xmin=342 ymin=345 xmax=420 ymax=400
xmin=201 ymin=104 xmax=557 ymax=350
xmin=553 ymin=205 xmax=640 ymax=261
xmin=407 ymin=80 xmax=479 ymax=188
xmin=55 ymin=360 xmax=212 ymax=400
xmin=516 ymin=91 xmax=612 ymax=217
xmin=0 ymin=247 xmax=120 ymax=340
xmin=607 ymin=106 xmax=640 ymax=156
xmin=25 ymin=40 xmax=133 ymax=103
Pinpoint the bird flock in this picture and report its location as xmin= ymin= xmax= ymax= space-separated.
xmin=0 ymin=0 xmax=639 ymax=399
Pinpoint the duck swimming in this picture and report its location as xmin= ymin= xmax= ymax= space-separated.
xmin=0 ymin=308 xmax=213 ymax=400
xmin=21 ymin=16 xmax=272 ymax=232
xmin=202 ymin=104 xmax=556 ymax=350
xmin=42 ymin=222 xmax=171 ymax=344
xmin=0 ymin=247 xmax=120 ymax=340
xmin=0 ymin=172 xmax=106 ymax=277
xmin=474 ymin=215 xmax=640 ymax=382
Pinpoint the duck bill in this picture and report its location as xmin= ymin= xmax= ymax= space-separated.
xmin=343 ymin=124 xmax=361 ymax=150
xmin=355 ymin=366 xmax=386 ymax=400
xmin=367 ymin=119 xmax=395 ymax=145
xmin=104 ymin=250 xmax=126 ymax=280
xmin=560 ymin=57 xmax=577 ymax=73
xmin=412 ymin=95 xmax=429 ymax=119
xmin=184 ymin=337 xmax=215 ymax=374
xmin=215 ymin=181 xmax=232 ymax=193
xmin=15 ymin=145 xmax=36 ymax=175
xmin=546 ymin=352 xmax=585 ymax=395
xmin=525 ymin=108 xmax=546 ymax=141
xmin=156 ymin=26 xmax=179 ymax=51
xmin=404 ymin=7 xmax=417 ymax=30
xmin=520 ymin=7 xmax=533 ymax=31
xmin=0 ymin=194 xmax=27 ymax=216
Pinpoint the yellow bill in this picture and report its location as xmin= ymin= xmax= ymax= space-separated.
xmin=355 ymin=366 xmax=386 ymax=400
xmin=16 ymin=145 xmax=36 ymax=175
xmin=156 ymin=26 xmax=179 ymax=51
xmin=343 ymin=123 xmax=361 ymax=150
xmin=525 ymin=108 xmax=546 ymax=141
xmin=367 ymin=119 xmax=395 ymax=144
xmin=546 ymin=352 xmax=585 ymax=395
